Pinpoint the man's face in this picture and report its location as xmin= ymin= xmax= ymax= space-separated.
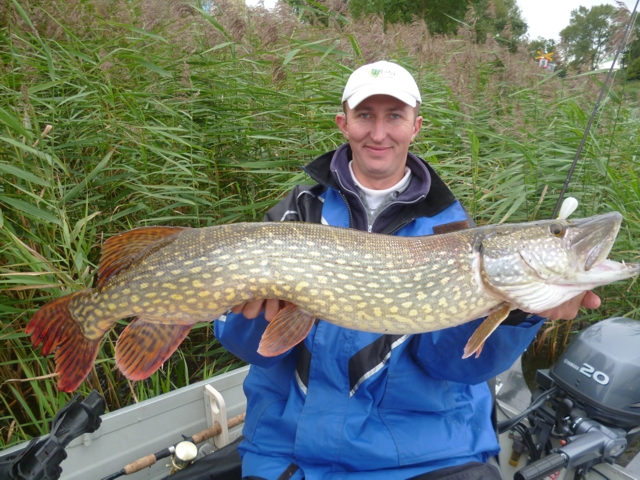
xmin=336 ymin=95 xmax=422 ymax=190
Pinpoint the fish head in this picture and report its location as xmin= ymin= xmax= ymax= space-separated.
xmin=479 ymin=212 xmax=639 ymax=312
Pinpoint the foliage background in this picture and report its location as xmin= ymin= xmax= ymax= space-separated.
xmin=1 ymin=0 xmax=639 ymax=447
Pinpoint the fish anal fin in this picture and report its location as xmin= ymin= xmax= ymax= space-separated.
xmin=462 ymin=303 xmax=512 ymax=359
xmin=26 ymin=290 xmax=103 ymax=392
xmin=115 ymin=318 xmax=193 ymax=381
xmin=97 ymin=226 xmax=188 ymax=290
xmin=258 ymin=305 xmax=315 ymax=357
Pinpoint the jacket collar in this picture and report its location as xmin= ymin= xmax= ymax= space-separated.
xmin=303 ymin=143 xmax=457 ymax=223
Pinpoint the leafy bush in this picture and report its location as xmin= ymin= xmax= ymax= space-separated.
xmin=627 ymin=56 xmax=640 ymax=81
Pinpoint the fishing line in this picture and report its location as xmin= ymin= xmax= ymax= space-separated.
xmin=552 ymin=0 xmax=640 ymax=219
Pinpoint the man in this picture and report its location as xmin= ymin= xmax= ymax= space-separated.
xmin=214 ymin=61 xmax=600 ymax=479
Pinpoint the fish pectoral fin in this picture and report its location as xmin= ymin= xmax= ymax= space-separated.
xmin=462 ymin=302 xmax=512 ymax=360
xmin=258 ymin=305 xmax=315 ymax=357
xmin=26 ymin=289 xmax=102 ymax=392
xmin=115 ymin=318 xmax=193 ymax=381
xmin=97 ymin=226 xmax=189 ymax=290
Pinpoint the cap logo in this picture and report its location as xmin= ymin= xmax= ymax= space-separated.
xmin=369 ymin=68 xmax=395 ymax=78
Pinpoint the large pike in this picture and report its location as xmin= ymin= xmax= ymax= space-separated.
xmin=27 ymin=212 xmax=639 ymax=391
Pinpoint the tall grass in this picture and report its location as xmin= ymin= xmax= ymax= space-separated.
xmin=1 ymin=0 xmax=639 ymax=447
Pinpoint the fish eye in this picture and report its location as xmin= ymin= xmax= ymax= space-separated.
xmin=550 ymin=224 xmax=565 ymax=237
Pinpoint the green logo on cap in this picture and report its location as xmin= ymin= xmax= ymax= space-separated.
xmin=370 ymin=69 xmax=382 ymax=77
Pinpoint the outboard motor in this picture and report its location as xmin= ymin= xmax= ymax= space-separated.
xmin=501 ymin=317 xmax=640 ymax=480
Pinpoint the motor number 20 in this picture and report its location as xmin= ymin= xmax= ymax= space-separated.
xmin=579 ymin=363 xmax=610 ymax=385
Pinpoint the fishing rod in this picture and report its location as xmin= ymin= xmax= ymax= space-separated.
xmin=552 ymin=0 xmax=640 ymax=219
xmin=101 ymin=413 xmax=246 ymax=480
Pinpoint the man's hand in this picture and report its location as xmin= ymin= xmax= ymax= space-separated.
xmin=536 ymin=291 xmax=601 ymax=321
xmin=231 ymin=299 xmax=291 ymax=321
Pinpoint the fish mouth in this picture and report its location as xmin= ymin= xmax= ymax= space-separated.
xmin=568 ymin=212 xmax=622 ymax=271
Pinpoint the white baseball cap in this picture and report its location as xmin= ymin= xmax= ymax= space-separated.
xmin=342 ymin=61 xmax=422 ymax=109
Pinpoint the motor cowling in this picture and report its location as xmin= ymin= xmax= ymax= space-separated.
xmin=549 ymin=317 xmax=640 ymax=430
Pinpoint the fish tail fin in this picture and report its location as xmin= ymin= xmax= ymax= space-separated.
xmin=26 ymin=290 xmax=103 ymax=392
xmin=115 ymin=318 xmax=193 ymax=381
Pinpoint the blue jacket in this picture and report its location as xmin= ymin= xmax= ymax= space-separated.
xmin=214 ymin=145 xmax=544 ymax=479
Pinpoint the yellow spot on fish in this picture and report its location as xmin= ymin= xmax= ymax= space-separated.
xmin=422 ymin=304 xmax=432 ymax=313
xmin=163 ymin=283 xmax=177 ymax=290
xmin=131 ymin=295 xmax=139 ymax=303
xmin=438 ymin=298 xmax=448 ymax=307
xmin=171 ymin=294 xmax=184 ymax=301
xmin=171 ymin=270 xmax=181 ymax=275
xmin=145 ymin=292 xmax=157 ymax=298
xmin=295 ymin=282 xmax=309 ymax=292
xmin=398 ymin=292 xmax=411 ymax=299
xmin=383 ymin=298 xmax=393 ymax=304
xmin=123 ymin=289 xmax=131 ymax=295
xmin=198 ymin=291 xmax=211 ymax=298
xmin=190 ymin=267 xmax=202 ymax=273
xmin=228 ymin=264 xmax=239 ymax=271
xmin=402 ymin=301 xmax=413 ymax=309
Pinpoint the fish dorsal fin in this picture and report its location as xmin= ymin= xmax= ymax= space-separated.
xmin=115 ymin=317 xmax=193 ymax=381
xmin=97 ymin=226 xmax=188 ymax=290
xmin=258 ymin=305 xmax=315 ymax=357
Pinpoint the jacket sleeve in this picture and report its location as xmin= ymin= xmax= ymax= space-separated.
xmin=410 ymin=315 xmax=545 ymax=384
